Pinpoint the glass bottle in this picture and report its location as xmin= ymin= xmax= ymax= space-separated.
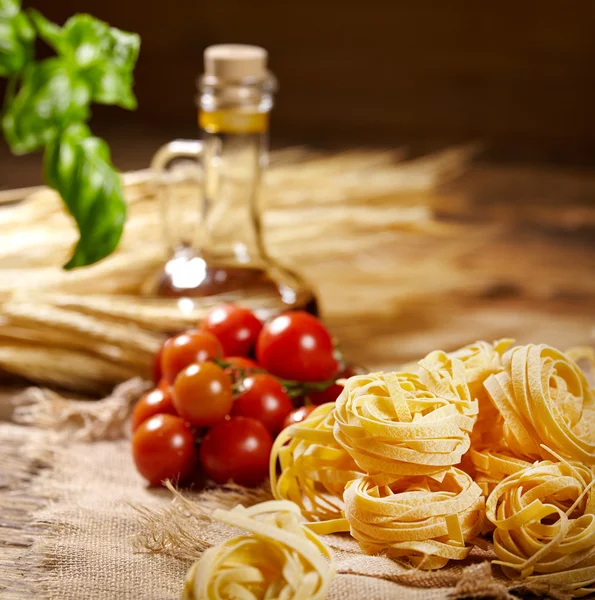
xmin=144 ymin=45 xmax=318 ymax=319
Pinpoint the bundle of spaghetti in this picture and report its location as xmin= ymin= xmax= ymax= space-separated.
xmin=343 ymin=468 xmax=485 ymax=570
xmin=333 ymin=367 xmax=478 ymax=484
xmin=269 ymin=403 xmax=362 ymax=534
xmin=486 ymin=458 xmax=595 ymax=597
xmin=483 ymin=344 xmax=595 ymax=465
xmin=181 ymin=500 xmax=334 ymax=600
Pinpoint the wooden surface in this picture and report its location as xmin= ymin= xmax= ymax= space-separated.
xmin=1 ymin=159 xmax=593 ymax=419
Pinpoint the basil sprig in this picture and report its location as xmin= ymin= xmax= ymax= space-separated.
xmin=0 ymin=1 xmax=139 ymax=268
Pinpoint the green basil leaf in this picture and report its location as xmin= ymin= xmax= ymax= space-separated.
xmin=2 ymin=57 xmax=91 ymax=154
xmin=65 ymin=15 xmax=140 ymax=110
xmin=44 ymin=123 xmax=127 ymax=268
xmin=29 ymin=11 xmax=140 ymax=110
xmin=0 ymin=1 xmax=35 ymax=77
xmin=0 ymin=0 xmax=20 ymax=19
xmin=85 ymin=62 xmax=136 ymax=109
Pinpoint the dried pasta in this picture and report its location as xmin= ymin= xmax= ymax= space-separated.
xmin=269 ymin=402 xmax=362 ymax=534
xmin=333 ymin=368 xmax=478 ymax=483
xmin=343 ymin=467 xmax=485 ymax=570
xmin=487 ymin=459 xmax=595 ymax=597
xmin=484 ymin=344 xmax=595 ymax=465
xmin=468 ymin=449 xmax=532 ymax=497
xmin=423 ymin=338 xmax=513 ymax=399
xmin=181 ymin=500 xmax=334 ymax=600
xmin=446 ymin=339 xmax=513 ymax=449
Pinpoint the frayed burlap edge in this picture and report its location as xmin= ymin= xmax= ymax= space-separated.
xmin=12 ymin=377 xmax=150 ymax=442
xmin=130 ymin=481 xmax=274 ymax=562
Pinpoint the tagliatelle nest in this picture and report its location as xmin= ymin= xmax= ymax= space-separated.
xmin=343 ymin=467 xmax=485 ymax=570
xmin=181 ymin=500 xmax=334 ymax=600
xmin=484 ymin=344 xmax=595 ymax=465
xmin=333 ymin=365 xmax=478 ymax=483
xmin=486 ymin=458 xmax=595 ymax=597
xmin=269 ymin=402 xmax=362 ymax=534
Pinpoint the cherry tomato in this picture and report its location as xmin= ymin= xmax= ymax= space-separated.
xmin=256 ymin=312 xmax=338 ymax=382
xmin=308 ymin=382 xmax=343 ymax=405
xmin=307 ymin=366 xmax=359 ymax=405
xmin=173 ymin=362 xmax=233 ymax=427
xmin=132 ymin=414 xmax=197 ymax=486
xmin=201 ymin=304 xmax=263 ymax=357
xmin=283 ymin=405 xmax=316 ymax=429
xmin=152 ymin=342 xmax=166 ymax=383
xmin=231 ymin=374 xmax=293 ymax=436
xmin=131 ymin=386 xmax=177 ymax=431
xmin=161 ymin=330 xmax=223 ymax=383
xmin=199 ymin=417 xmax=272 ymax=487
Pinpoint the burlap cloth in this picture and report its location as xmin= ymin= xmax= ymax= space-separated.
xmin=0 ymin=383 xmax=556 ymax=600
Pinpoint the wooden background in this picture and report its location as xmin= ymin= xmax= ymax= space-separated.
xmin=1 ymin=0 xmax=594 ymax=189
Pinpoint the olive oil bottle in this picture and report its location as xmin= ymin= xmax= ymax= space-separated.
xmin=145 ymin=45 xmax=318 ymax=319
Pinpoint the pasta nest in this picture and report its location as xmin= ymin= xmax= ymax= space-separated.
xmin=487 ymin=459 xmax=595 ymax=597
xmin=269 ymin=402 xmax=362 ymax=534
xmin=181 ymin=500 xmax=334 ymax=600
xmin=333 ymin=364 xmax=478 ymax=483
xmin=484 ymin=344 xmax=595 ymax=464
xmin=343 ymin=467 xmax=485 ymax=570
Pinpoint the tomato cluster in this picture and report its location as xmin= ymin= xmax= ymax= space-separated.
xmin=131 ymin=305 xmax=354 ymax=488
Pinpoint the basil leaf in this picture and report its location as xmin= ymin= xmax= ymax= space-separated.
xmin=0 ymin=0 xmax=20 ymax=18
xmin=85 ymin=62 xmax=136 ymax=109
xmin=2 ymin=58 xmax=91 ymax=154
xmin=44 ymin=123 xmax=127 ymax=269
xmin=29 ymin=11 xmax=140 ymax=110
xmin=0 ymin=0 xmax=34 ymax=77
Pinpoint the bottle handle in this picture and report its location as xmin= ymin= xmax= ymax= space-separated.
xmin=151 ymin=140 xmax=203 ymax=253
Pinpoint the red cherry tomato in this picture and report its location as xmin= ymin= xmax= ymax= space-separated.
xmin=201 ymin=304 xmax=263 ymax=357
xmin=308 ymin=382 xmax=343 ymax=405
xmin=283 ymin=405 xmax=316 ymax=429
xmin=231 ymin=374 xmax=293 ymax=436
xmin=199 ymin=417 xmax=272 ymax=487
xmin=131 ymin=387 xmax=177 ymax=431
xmin=132 ymin=414 xmax=197 ymax=486
xmin=161 ymin=330 xmax=223 ymax=383
xmin=307 ymin=365 xmax=358 ymax=405
xmin=152 ymin=341 xmax=166 ymax=383
xmin=256 ymin=312 xmax=338 ymax=382
xmin=173 ymin=362 xmax=233 ymax=427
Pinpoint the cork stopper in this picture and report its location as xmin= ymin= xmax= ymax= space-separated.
xmin=204 ymin=44 xmax=268 ymax=82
